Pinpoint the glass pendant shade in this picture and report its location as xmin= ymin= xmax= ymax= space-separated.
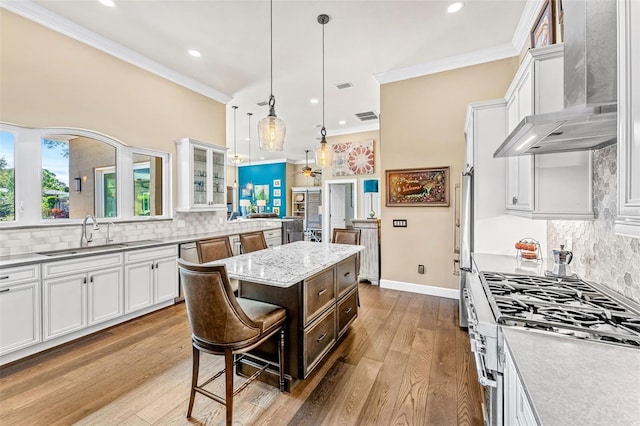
xmin=258 ymin=111 xmax=286 ymax=152
xmin=315 ymin=133 xmax=332 ymax=167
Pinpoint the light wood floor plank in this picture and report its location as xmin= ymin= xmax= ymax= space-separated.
xmin=0 ymin=284 xmax=483 ymax=426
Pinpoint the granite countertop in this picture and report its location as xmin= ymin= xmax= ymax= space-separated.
xmin=0 ymin=221 xmax=282 ymax=268
xmin=210 ymin=240 xmax=363 ymax=288
xmin=503 ymin=327 xmax=640 ymax=426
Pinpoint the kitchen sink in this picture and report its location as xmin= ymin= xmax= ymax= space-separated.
xmin=38 ymin=240 xmax=161 ymax=256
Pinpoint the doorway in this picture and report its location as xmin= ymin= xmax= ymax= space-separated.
xmin=323 ymin=179 xmax=357 ymax=239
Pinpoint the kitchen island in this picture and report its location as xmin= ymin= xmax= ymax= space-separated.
xmin=212 ymin=241 xmax=363 ymax=387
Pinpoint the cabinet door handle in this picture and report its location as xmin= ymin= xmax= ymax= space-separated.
xmin=90 ymin=276 xmax=94 ymax=283
xmin=0 ymin=288 xmax=10 ymax=293
xmin=344 ymin=307 xmax=352 ymax=315
xmin=151 ymin=263 xmax=155 ymax=270
xmin=512 ymin=196 xmax=518 ymax=205
xmin=0 ymin=275 xmax=9 ymax=280
xmin=317 ymin=289 xmax=327 ymax=297
xmin=317 ymin=333 xmax=327 ymax=343
xmin=344 ymin=272 xmax=351 ymax=277
xmin=155 ymin=262 xmax=159 ymax=269
xmin=83 ymin=277 xmax=87 ymax=284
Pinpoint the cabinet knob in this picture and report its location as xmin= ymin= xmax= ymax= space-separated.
xmin=90 ymin=276 xmax=94 ymax=283
xmin=151 ymin=264 xmax=155 ymax=270
xmin=344 ymin=272 xmax=351 ymax=277
xmin=512 ymin=196 xmax=518 ymax=205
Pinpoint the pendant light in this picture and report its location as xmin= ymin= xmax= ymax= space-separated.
xmin=232 ymin=106 xmax=240 ymax=189
xmin=231 ymin=105 xmax=243 ymax=166
xmin=246 ymin=112 xmax=254 ymax=191
xmin=258 ymin=0 xmax=286 ymax=152
xmin=315 ymin=14 xmax=332 ymax=168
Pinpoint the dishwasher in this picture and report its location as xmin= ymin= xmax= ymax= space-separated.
xmin=177 ymin=242 xmax=199 ymax=302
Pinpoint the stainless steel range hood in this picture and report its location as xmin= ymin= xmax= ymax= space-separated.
xmin=494 ymin=0 xmax=617 ymax=158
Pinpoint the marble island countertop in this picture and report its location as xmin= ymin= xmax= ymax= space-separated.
xmin=211 ymin=241 xmax=363 ymax=288
xmin=503 ymin=327 xmax=640 ymax=426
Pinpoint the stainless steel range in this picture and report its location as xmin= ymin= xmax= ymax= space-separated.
xmin=462 ymin=267 xmax=640 ymax=426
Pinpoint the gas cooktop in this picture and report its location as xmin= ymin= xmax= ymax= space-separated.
xmin=480 ymin=272 xmax=640 ymax=348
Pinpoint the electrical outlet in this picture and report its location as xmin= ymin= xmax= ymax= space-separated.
xmin=418 ymin=264 xmax=425 ymax=274
xmin=177 ymin=220 xmax=186 ymax=228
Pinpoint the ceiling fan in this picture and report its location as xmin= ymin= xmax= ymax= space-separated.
xmin=295 ymin=150 xmax=322 ymax=178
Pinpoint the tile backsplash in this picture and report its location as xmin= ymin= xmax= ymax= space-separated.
xmin=548 ymin=144 xmax=640 ymax=304
xmin=0 ymin=211 xmax=280 ymax=257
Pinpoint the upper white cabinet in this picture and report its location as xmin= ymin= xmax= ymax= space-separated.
xmin=616 ymin=0 xmax=640 ymax=238
xmin=175 ymin=138 xmax=227 ymax=212
xmin=504 ymin=45 xmax=593 ymax=219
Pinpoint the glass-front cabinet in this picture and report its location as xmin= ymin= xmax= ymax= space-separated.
xmin=175 ymin=138 xmax=227 ymax=211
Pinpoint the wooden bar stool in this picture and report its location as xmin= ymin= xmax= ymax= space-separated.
xmin=240 ymin=231 xmax=268 ymax=253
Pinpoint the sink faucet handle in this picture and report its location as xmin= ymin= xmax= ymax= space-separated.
xmin=106 ymin=221 xmax=115 ymax=244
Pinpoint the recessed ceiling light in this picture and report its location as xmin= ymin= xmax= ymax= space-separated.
xmin=97 ymin=0 xmax=115 ymax=7
xmin=338 ymin=120 xmax=346 ymax=125
xmin=310 ymin=98 xmax=319 ymax=104
xmin=447 ymin=2 xmax=464 ymax=13
xmin=188 ymin=49 xmax=201 ymax=57
xmin=260 ymin=157 xmax=265 ymax=160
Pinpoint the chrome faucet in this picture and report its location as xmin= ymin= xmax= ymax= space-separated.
xmin=106 ymin=221 xmax=115 ymax=245
xmin=81 ymin=214 xmax=99 ymax=247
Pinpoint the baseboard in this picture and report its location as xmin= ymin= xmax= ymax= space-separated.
xmin=380 ymin=279 xmax=459 ymax=299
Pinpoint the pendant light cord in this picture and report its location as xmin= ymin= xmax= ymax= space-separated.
xmin=322 ymin=19 xmax=325 ymax=136
xmin=270 ymin=0 xmax=273 ymax=98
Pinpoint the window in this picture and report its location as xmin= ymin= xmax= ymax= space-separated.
xmin=0 ymin=131 xmax=15 ymax=221
xmin=0 ymin=123 xmax=171 ymax=227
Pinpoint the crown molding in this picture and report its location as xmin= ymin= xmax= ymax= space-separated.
xmin=512 ymin=0 xmax=546 ymax=54
xmin=326 ymin=122 xmax=379 ymax=137
xmin=1 ymin=0 xmax=232 ymax=104
xmin=374 ymin=42 xmax=517 ymax=84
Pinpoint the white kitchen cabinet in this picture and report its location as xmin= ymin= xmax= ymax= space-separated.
xmin=504 ymin=44 xmax=593 ymax=219
xmin=124 ymin=245 xmax=178 ymax=313
xmin=351 ymin=219 xmax=381 ymax=285
xmin=616 ymin=0 xmax=640 ymax=238
xmin=42 ymin=254 xmax=124 ymax=341
xmin=175 ymin=138 xmax=228 ymax=212
xmin=263 ymin=228 xmax=282 ymax=248
xmin=465 ymin=99 xmax=508 ymax=220
xmin=0 ymin=265 xmax=41 ymax=355
xmin=504 ymin=344 xmax=538 ymax=426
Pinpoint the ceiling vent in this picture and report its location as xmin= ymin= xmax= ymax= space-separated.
xmin=355 ymin=111 xmax=378 ymax=121
xmin=336 ymin=82 xmax=353 ymax=90
xmin=256 ymin=100 xmax=269 ymax=107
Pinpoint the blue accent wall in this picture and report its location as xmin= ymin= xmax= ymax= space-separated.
xmin=238 ymin=162 xmax=287 ymax=218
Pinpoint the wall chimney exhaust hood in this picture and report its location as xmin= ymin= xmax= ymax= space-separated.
xmin=494 ymin=0 xmax=617 ymax=158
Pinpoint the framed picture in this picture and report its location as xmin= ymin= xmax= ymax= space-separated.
xmin=254 ymin=185 xmax=270 ymax=204
xmin=273 ymin=198 xmax=281 ymax=207
xmin=241 ymin=188 xmax=251 ymax=197
xmin=531 ymin=0 xmax=555 ymax=48
xmin=273 ymin=188 xmax=281 ymax=197
xmin=273 ymin=207 xmax=280 ymax=216
xmin=273 ymin=179 xmax=281 ymax=188
xmin=386 ymin=167 xmax=450 ymax=206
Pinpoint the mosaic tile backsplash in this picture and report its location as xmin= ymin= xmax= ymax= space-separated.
xmin=0 ymin=211 xmax=279 ymax=257
xmin=548 ymin=145 xmax=640 ymax=304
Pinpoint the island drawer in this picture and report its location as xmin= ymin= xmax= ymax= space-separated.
xmin=337 ymin=287 xmax=358 ymax=337
xmin=303 ymin=308 xmax=336 ymax=377
xmin=303 ymin=268 xmax=335 ymax=325
xmin=336 ymin=255 xmax=357 ymax=297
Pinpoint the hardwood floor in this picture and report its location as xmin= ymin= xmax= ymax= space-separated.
xmin=0 ymin=284 xmax=483 ymax=425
